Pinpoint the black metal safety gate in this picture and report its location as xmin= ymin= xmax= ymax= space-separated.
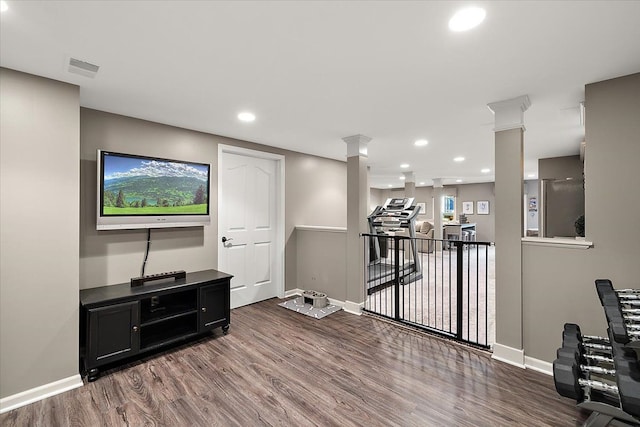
xmin=362 ymin=233 xmax=494 ymax=348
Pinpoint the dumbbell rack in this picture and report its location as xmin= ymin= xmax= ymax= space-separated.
xmin=553 ymin=280 xmax=640 ymax=427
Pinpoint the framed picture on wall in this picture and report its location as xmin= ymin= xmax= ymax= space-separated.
xmin=477 ymin=200 xmax=490 ymax=215
xmin=462 ymin=201 xmax=474 ymax=215
xmin=416 ymin=202 xmax=427 ymax=215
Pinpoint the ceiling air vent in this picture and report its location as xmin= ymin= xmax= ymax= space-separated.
xmin=68 ymin=57 xmax=99 ymax=78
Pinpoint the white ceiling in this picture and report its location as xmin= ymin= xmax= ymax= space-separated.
xmin=1 ymin=1 xmax=639 ymax=188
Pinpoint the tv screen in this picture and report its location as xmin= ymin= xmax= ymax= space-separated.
xmin=97 ymin=150 xmax=211 ymax=230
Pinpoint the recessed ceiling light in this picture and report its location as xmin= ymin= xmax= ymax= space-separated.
xmin=449 ymin=7 xmax=486 ymax=32
xmin=0 ymin=1 xmax=8 ymax=12
xmin=419 ymin=182 xmax=425 ymax=185
xmin=400 ymin=163 xmax=410 ymax=169
xmin=399 ymin=176 xmax=406 ymax=180
xmin=237 ymin=112 xmax=256 ymax=122
xmin=414 ymin=139 xmax=429 ymax=147
xmin=481 ymin=168 xmax=491 ymax=173
xmin=456 ymin=179 xmax=463 ymax=183
xmin=453 ymin=156 xmax=465 ymax=162
xmin=388 ymin=184 xmax=393 ymax=188
xmin=527 ymin=173 xmax=535 ymax=178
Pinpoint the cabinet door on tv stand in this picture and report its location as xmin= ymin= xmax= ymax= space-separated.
xmin=199 ymin=282 xmax=230 ymax=333
xmin=86 ymin=301 xmax=140 ymax=370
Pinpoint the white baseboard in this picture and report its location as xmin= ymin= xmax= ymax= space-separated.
xmin=343 ymin=300 xmax=363 ymax=316
xmin=524 ymin=356 xmax=553 ymax=376
xmin=283 ymin=288 xmax=303 ymax=298
xmin=0 ymin=374 xmax=83 ymax=414
xmin=327 ymin=297 xmax=345 ymax=309
xmin=491 ymin=343 xmax=525 ymax=368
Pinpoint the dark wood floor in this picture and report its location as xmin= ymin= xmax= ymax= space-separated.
xmin=2 ymin=298 xmax=589 ymax=426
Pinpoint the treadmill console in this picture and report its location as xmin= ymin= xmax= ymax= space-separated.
xmin=370 ymin=197 xmax=418 ymax=229
xmin=382 ymin=198 xmax=414 ymax=212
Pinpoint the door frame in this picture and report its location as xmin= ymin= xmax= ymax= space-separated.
xmin=217 ymin=144 xmax=285 ymax=300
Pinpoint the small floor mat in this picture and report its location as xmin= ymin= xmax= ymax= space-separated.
xmin=278 ymin=297 xmax=341 ymax=319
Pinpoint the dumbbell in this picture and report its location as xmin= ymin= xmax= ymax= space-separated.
xmin=606 ymin=321 xmax=640 ymax=418
xmin=554 ymin=340 xmax=638 ymax=419
xmin=553 ymin=346 xmax=617 ymax=402
xmin=562 ymin=323 xmax=611 ymax=354
xmin=555 ymin=324 xmax=617 ymax=400
xmin=595 ymin=280 xmax=638 ymax=343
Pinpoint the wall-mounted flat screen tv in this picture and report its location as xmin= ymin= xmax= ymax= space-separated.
xmin=97 ymin=150 xmax=211 ymax=230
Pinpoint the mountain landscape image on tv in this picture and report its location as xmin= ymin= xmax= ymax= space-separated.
xmin=101 ymin=151 xmax=210 ymax=217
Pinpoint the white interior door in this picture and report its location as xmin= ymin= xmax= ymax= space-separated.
xmin=218 ymin=147 xmax=283 ymax=309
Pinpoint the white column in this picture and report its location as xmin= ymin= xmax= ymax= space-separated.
xmin=343 ymin=134 xmax=371 ymax=314
xmin=487 ymin=95 xmax=530 ymax=366
xmin=403 ymin=171 xmax=416 ymax=198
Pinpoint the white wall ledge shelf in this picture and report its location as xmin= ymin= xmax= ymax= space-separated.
xmin=296 ymin=225 xmax=347 ymax=233
xmin=522 ymin=237 xmax=593 ymax=249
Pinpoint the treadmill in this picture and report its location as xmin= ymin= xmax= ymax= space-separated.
xmin=366 ymin=197 xmax=422 ymax=295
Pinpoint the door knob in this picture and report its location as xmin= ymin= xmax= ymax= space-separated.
xmin=222 ymin=236 xmax=233 ymax=243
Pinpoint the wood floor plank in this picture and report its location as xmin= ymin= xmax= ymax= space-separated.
xmin=1 ymin=297 xmax=590 ymax=426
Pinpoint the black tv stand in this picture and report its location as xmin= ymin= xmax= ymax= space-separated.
xmin=79 ymin=269 xmax=232 ymax=381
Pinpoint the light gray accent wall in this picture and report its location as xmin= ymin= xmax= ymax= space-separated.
xmin=296 ymin=229 xmax=347 ymax=301
xmin=369 ymin=188 xmax=385 ymax=212
xmin=455 ymin=183 xmax=495 ymax=242
xmin=538 ymin=155 xmax=583 ymax=180
xmin=495 ymin=128 xmax=524 ymax=350
xmin=80 ymin=109 xmax=217 ymax=288
xmin=415 ymin=186 xmax=435 ymax=219
xmin=80 ymin=109 xmax=347 ymax=291
xmin=538 ymin=155 xmax=584 ymax=238
xmin=523 ymin=72 xmax=640 ymax=362
xmin=0 ymin=69 xmax=80 ymax=398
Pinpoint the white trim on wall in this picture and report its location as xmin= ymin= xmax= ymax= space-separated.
xmin=0 ymin=374 xmax=83 ymax=414
xmin=343 ymin=300 xmax=363 ymax=316
xmin=491 ymin=343 xmax=525 ymax=368
xmin=524 ymin=356 xmax=553 ymax=376
xmin=284 ymin=288 xmax=303 ymax=298
xmin=295 ymin=225 xmax=347 ymax=233
xmin=491 ymin=345 xmax=554 ymax=376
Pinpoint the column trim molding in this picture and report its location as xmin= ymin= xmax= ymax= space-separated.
xmin=487 ymin=95 xmax=531 ymax=132
xmin=343 ymin=134 xmax=371 ymax=158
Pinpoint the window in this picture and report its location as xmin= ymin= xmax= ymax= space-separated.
xmin=443 ymin=195 xmax=455 ymax=222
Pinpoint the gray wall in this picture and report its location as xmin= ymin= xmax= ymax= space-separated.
xmin=80 ymin=108 xmax=347 ymax=291
xmin=522 ymin=73 xmax=640 ymax=362
xmin=296 ymin=228 xmax=347 ymax=301
xmin=455 ymin=183 xmax=495 ymax=242
xmin=0 ymin=69 xmax=80 ymax=398
xmin=414 ymin=187 xmax=435 ymax=219
xmin=538 ymin=155 xmax=584 ymax=237
xmin=369 ymin=188 xmax=385 ymax=212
